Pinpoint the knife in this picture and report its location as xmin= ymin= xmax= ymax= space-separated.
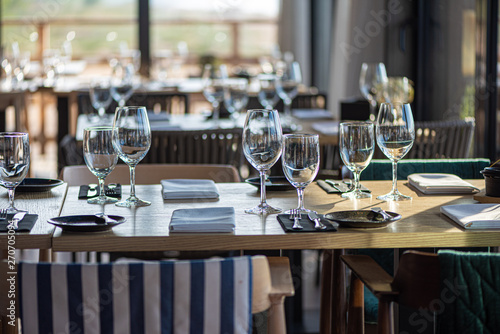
xmin=10 ymin=211 xmax=27 ymax=230
xmin=307 ymin=211 xmax=327 ymax=230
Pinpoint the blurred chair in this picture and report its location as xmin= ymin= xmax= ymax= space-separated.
xmin=145 ymin=128 xmax=244 ymax=177
xmin=77 ymin=91 xmax=189 ymax=115
xmin=341 ymin=250 xmax=500 ymax=334
xmin=60 ymin=163 xmax=241 ymax=185
xmin=1 ymin=256 xmax=294 ymax=334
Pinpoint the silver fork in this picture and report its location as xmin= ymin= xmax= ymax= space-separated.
xmin=292 ymin=209 xmax=303 ymax=230
xmin=0 ymin=209 xmax=7 ymax=221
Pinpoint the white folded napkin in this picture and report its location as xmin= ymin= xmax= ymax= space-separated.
xmin=311 ymin=121 xmax=339 ymax=136
xmin=169 ymin=207 xmax=235 ymax=233
xmin=408 ymin=173 xmax=480 ymax=194
xmin=440 ymin=204 xmax=500 ymax=229
xmin=161 ymin=179 xmax=219 ymax=200
xmin=292 ymin=108 xmax=333 ymax=119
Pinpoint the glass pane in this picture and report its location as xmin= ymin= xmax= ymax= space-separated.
xmin=239 ymin=24 xmax=278 ymax=58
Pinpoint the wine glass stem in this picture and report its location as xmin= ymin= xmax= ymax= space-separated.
xmin=391 ymin=160 xmax=399 ymax=194
xmin=353 ymin=171 xmax=361 ymax=192
xmin=212 ymin=101 xmax=220 ymax=123
xmin=369 ymin=100 xmax=376 ymax=121
xmin=259 ymin=170 xmax=268 ymax=206
xmin=129 ymin=165 xmax=137 ymax=197
xmin=98 ymin=177 xmax=106 ymax=198
xmin=296 ymin=187 xmax=305 ymax=211
xmin=7 ymin=188 xmax=15 ymax=209
xmin=119 ymin=99 xmax=125 ymax=107
xmin=98 ymin=107 xmax=105 ymax=117
xmin=284 ymin=100 xmax=292 ymax=120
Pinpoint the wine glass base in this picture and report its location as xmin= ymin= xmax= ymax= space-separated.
xmin=284 ymin=208 xmax=314 ymax=214
xmin=87 ymin=196 xmax=119 ymax=204
xmin=5 ymin=207 xmax=24 ymax=214
xmin=342 ymin=190 xmax=372 ymax=199
xmin=245 ymin=203 xmax=282 ymax=215
xmin=115 ymin=196 xmax=151 ymax=207
xmin=377 ymin=192 xmax=412 ymax=201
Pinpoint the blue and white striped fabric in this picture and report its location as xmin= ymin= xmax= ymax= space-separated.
xmin=19 ymin=256 xmax=253 ymax=334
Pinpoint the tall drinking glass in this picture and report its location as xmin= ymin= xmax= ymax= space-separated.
xmin=112 ymin=106 xmax=151 ymax=207
xmin=359 ymin=62 xmax=388 ymax=121
xmin=282 ymin=134 xmax=320 ymax=213
xmin=0 ymin=132 xmax=29 ymax=213
xmin=339 ymin=122 xmax=375 ymax=199
xmin=376 ymin=102 xmax=415 ymax=201
xmin=243 ymin=109 xmax=283 ymax=214
xmin=83 ymin=126 xmax=118 ymax=204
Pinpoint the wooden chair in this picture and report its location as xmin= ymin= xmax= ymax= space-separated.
xmin=341 ymin=250 xmax=500 ymax=334
xmin=60 ymin=163 xmax=241 ymax=185
xmin=0 ymin=256 xmax=294 ymax=334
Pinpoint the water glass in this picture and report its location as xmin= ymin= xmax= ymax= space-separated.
xmin=83 ymin=126 xmax=118 ymax=204
xmin=339 ymin=122 xmax=375 ymax=199
xmin=0 ymin=132 xmax=30 ymax=213
xmin=282 ymin=134 xmax=320 ymax=213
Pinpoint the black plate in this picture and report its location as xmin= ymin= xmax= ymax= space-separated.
xmin=16 ymin=178 xmax=64 ymax=192
xmin=324 ymin=210 xmax=401 ymax=228
xmin=246 ymin=176 xmax=295 ymax=191
xmin=48 ymin=215 xmax=125 ymax=232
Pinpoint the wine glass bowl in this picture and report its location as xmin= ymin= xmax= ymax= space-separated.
xmin=83 ymin=126 xmax=118 ymax=204
xmin=112 ymin=106 xmax=151 ymax=207
xmin=257 ymin=74 xmax=280 ymax=109
xmin=275 ymin=57 xmax=301 ymax=127
xmin=376 ymin=102 xmax=415 ymax=201
xmin=359 ymin=62 xmax=388 ymax=121
xmin=339 ymin=122 xmax=375 ymax=199
xmin=90 ymin=78 xmax=113 ymax=119
xmin=0 ymin=132 xmax=30 ymax=213
xmin=282 ymin=134 xmax=320 ymax=213
xmin=111 ymin=63 xmax=135 ymax=107
xmin=243 ymin=109 xmax=283 ymax=215
xmin=202 ymin=64 xmax=228 ymax=124
xmin=223 ymin=78 xmax=249 ymax=123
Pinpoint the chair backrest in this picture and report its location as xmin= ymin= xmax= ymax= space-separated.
xmin=1 ymin=256 xmax=294 ymax=334
xmin=60 ymin=163 xmax=241 ymax=186
xmin=145 ymin=128 xmax=244 ymax=170
xmin=357 ymin=158 xmax=491 ymax=180
xmin=409 ymin=118 xmax=475 ymax=159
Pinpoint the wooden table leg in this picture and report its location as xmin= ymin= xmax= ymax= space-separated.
xmin=320 ymin=249 xmax=347 ymax=334
xmin=39 ymin=249 xmax=52 ymax=262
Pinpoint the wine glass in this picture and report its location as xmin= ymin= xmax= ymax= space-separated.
xmin=83 ymin=126 xmax=118 ymax=204
xmin=243 ymin=109 xmax=283 ymax=214
xmin=359 ymin=62 xmax=388 ymax=121
xmin=202 ymin=64 xmax=228 ymax=125
xmin=111 ymin=63 xmax=135 ymax=107
xmin=275 ymin=57 xmax=302 ymax=127
xmin=282 ymin=134 xmax=320 ymax=213
xmin=257 ymin=74 xmax=280 ymax=109
xmin=339 ymin=122 xmax=375 ymax=199
xmin=0 ymin=132 xmax=30 ymax=213
xmin=223 ymin=78 xmax=249 ymax=124
xmin=386 ymin=76 xmax=414 ymax=104
xmin=90 ymin=78 xmax=113 ymax=119
xmin=112 ymin=106 xmax=151 ymax=207
xmin=376 ymin=102 xmax=415 ymax=201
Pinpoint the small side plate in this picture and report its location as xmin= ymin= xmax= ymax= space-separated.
xmin=245 ymin=176 xmax=295 ymax=191
xmin=324 ymin=210 xmax=401 ymax=228
xmin=16 ymin=178 xmax=64 ymax=192
xmin=48 ymin=215 xmax=125 ymax=232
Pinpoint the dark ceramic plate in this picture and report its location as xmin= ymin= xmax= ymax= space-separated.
xmin=246 ymin=176 xmax=295 ymax=191
xmin=48 ymin=215 xmax=125 ymax=232
xmin=324 ymin=210 xmax=401 ymax=228
xmin=16 ymin=178 xmax=64 ymax=192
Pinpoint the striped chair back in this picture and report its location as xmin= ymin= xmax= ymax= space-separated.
xmin=18 ymin=256 xmax=253 ymax=334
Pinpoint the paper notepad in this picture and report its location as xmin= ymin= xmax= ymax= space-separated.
xmin=408 ymin=173 xmax=479 ymax=194
xmin=441 ymin=204 xmax=500 ymax=229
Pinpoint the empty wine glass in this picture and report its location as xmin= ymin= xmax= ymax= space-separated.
xmin=83 ymin=126 xmax=118 ymax=204
xmin=243 ymin=109 xmax=283 ymax=215
xmin=202 ymin=64 xmax=228 ymax=125
xmin=376 ymin=102 xmax=415 ymax=201
xmin=223 ymin=78 xmax=249 ymax=124
xmin=90 ymin=78 xmax=113 ymax=119
xmin=359 ymin=62 xmax=388 ymax=121
xmin=112 ymin=106 xmax=151 ymax=207
xmin=111 ymin=63 xmax=135 ymax=107
xmin=0 ymin=132 xmax=30 ymax=213
xmin=282 ymin=134 xmax=320 ymax=213
xmin=339 ymin=122 xmax=375 ymax=199
xmin=275 ymin=55 xmax=302 ymax=127
xmin=257 ymin=74 xmax=280 ymax=109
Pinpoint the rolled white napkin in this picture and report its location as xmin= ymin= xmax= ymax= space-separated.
xmin=169 ymin=207 xmax=235 ymax=233
xmin=408 ymin=173 xmax=479 ymax=194
xmin=161 ymin=179 xmax=219 ymax=200
xmin=441 ymin=204 xmax=500 ymax=229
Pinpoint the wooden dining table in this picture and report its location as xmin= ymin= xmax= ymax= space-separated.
xmin=50 ymin=178 xmax=499 ymax=333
